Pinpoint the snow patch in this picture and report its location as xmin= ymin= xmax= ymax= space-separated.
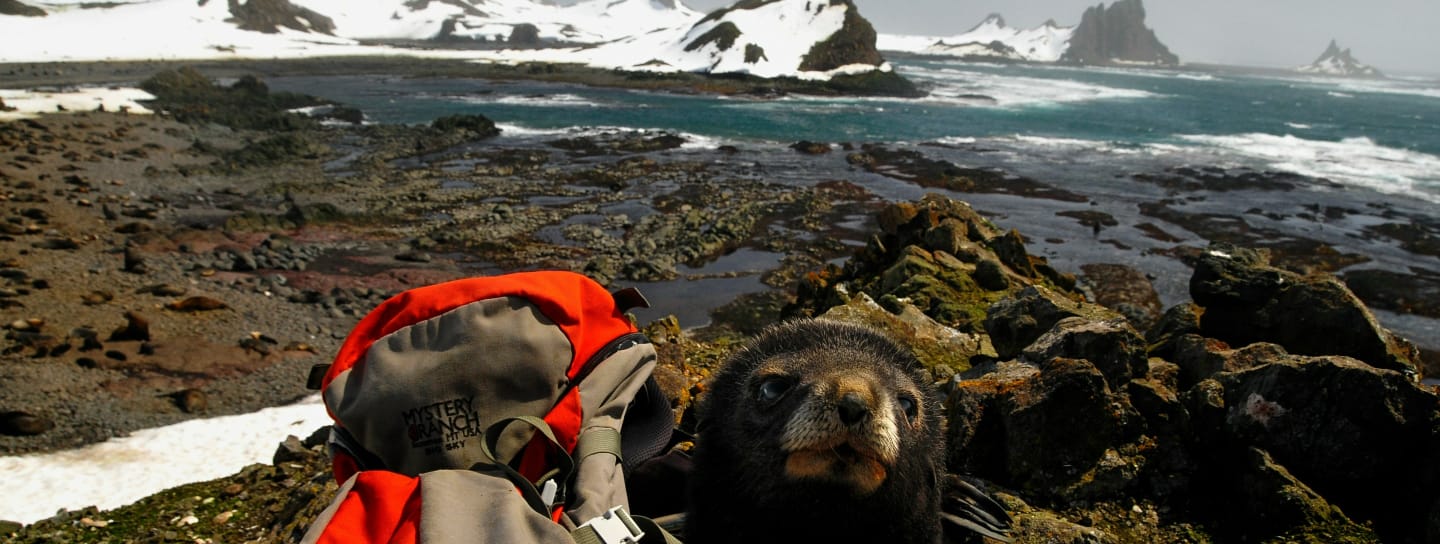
xmin=878 ymin=17 xmax=1073 ymax=62
xmin=0 ymin=87 xmax=154 ymax=121
xmin=0 ymin=395 xmax=330 ymax=525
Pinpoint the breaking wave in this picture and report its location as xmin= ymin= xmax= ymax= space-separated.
xmin=1177 ymin=133 xmax=1440 ymax=203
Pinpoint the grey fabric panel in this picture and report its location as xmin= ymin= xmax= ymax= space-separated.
xmin=417 ymin=470 xmax=574 ymax=544
xmin=564 ymin=341 xmax=659 ymax=524
xmin=298 ymin=473 xmax=360 ymax=544
xmin=325 ymin=297 xmax=574 ymax=476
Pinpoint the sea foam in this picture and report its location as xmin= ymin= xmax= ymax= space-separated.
xmin=1179 ymin=133 xmax=1440 ymax=203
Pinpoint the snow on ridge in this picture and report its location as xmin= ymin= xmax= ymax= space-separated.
xmin=468 ymin=0 xmax=885 ymax=81
xmin=289 ymin=0 xmax=700 ymax=43
xmin=1 ymin=0 xmax=883 ymax=81
xmin=878 ymin=15 xmax=1073 ymax=62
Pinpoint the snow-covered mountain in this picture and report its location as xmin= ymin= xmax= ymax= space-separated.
xmin=877 ymin=14 xmax=1073 ymax=62
xmin=878 ymin=0 xmax=1177 ymax=67
xmin=0 ymin=0 xmax=890 ymax=81
xmin=1298 ymin=40 xmax=1383 ymax=78
xmin=470 ymin=0 xmax=890 ymax=80
xmin=0 ymin=0 xmax=700 ymax=62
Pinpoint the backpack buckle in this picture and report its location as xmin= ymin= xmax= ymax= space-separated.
xmin=575 ymin=506 xmax=645 ymax=544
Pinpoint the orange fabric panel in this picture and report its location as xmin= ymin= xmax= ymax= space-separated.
xmin=332 ymin=450 xmax=361 ymax=484
xmin=324 ymin=271 xmax=636 ymax=400
xmin=315 ymin=471 xmax=422 ymax=544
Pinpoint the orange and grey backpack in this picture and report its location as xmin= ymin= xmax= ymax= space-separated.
xmin=300 ymin=271 xmax=679 ymax=544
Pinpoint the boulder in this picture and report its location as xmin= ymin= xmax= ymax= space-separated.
xmin=946 ymin=357 xmax=1140 ymax=500
xmin=1167 ymin=336 xmax=1285 ymax=390
xmin=984 ymin=285 xmax=1118 ymax=360
xmin=1190 ymin=244 xmax=1420 ymax=375
xmin=1211 ymin=354 xmax=1439 ymax=543
xmin=1144 ymin=302 xmax=1201 ymax=361
xmin=1079 ymin=263 xmax=1163 ymax=331
xmin=1221 ymin=447 xmax=1351 ymax=541
xmin=1021 ymin=316 xmax=1149 ymax=387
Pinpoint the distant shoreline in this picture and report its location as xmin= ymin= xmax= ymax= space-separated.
xmin=0 ymin=56 xmax=922 ymax=97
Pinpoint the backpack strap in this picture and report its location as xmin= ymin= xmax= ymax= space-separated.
xmin=571 ymin=507 xmax=682 ymax=544
xmin=476 ymin=415 xmax=576 ymax=516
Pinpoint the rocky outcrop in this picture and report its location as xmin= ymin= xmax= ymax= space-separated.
xmin=1298 ymin=39 xmax=1383 ymax=78
xmin=1189 ymin=244 xmax=1420 ymax=375
xmin=227 ymin=0 xmax=336 ymax=35
xmin=1061 ymin=0 xmax=1178 ymax=66
xmin=0 ymin=0 xmax=43 ymax=16
xmin=507 ymin=23 xmax=541 ymax=47
xmin=798 ymin=0 xmax=885 ymax=72
xmin=789 ymin=194 xmax=1434 ymax=541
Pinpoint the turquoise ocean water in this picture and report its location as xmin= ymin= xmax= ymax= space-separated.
xmin=271 ymin=57 xmax=1440 ymax=203
xmin=267 ymin=58 xmax=1440 ymax=352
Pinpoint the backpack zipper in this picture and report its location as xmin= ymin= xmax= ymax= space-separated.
xmin=570 ymin=332 xmax=650 ymax=385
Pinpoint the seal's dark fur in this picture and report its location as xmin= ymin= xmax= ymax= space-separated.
xmin=686 ymin=319 xmax=946 ymax=544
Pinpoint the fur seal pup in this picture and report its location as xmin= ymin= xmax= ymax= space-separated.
xmin=685 ymin=319 xmax=947 ymax=544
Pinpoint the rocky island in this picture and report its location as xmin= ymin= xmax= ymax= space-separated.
xmin=1061 ymin=0 xmax=1178 ymax=66
xmin=1297 ymin=39 xmax=1384 ymax=78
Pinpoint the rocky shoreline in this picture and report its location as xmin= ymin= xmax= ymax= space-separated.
xmin=2 ymin=66 xmax=1437 ymax=542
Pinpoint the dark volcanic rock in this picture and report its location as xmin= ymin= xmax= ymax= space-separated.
xmin=0 ymin=0 xmax=44 ymax=16
xmin=1224 ymin=447 xmax=1349 ymax=539
xmin=507 ymin=23 xmax=541 ymax=47
xmin=946 ymin=357 xmax=1141 ymax=501
xmin=227 ymin=0 xmax=336 ymax=35
xmin=789 ymin=140 xmax=832 ymax=154
xmin=984 ymin=285 xmax=1117 ymax=360
xmin=1080 ymin=263 xmax=1163 ymax=331
xmin=1021 ymin=316 xmax=1149 ymax=388
xmin=1061 ymin=0 xmax=1178 ymax=66
xmin=1211 ymin=355 xmax=1439 ymax=543
xmin=430 ymin=113 xmax=500 ymax=139
xmin=798 ymin=0 xmax=885 ymax=72
xmin=1190 ymin=244 xmax=1421 ymax=375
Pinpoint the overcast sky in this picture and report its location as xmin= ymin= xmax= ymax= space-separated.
xmin=676 ymin=0 xmax=1440 ymax=75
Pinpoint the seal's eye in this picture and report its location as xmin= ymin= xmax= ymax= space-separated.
xmin=756 ymin=377 xmax=792 ymax=404
xmin=896 ymin=395 xmax=918 ymax=420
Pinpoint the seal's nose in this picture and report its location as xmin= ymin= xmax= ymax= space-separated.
xmin=836 ymin=391 xmax=870 ymax=425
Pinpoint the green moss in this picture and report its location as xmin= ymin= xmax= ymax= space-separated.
xmin=685 ymin=21 xmax=741 ymax=52
xmin=10 ymin=458 xmax=337 ymax=544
